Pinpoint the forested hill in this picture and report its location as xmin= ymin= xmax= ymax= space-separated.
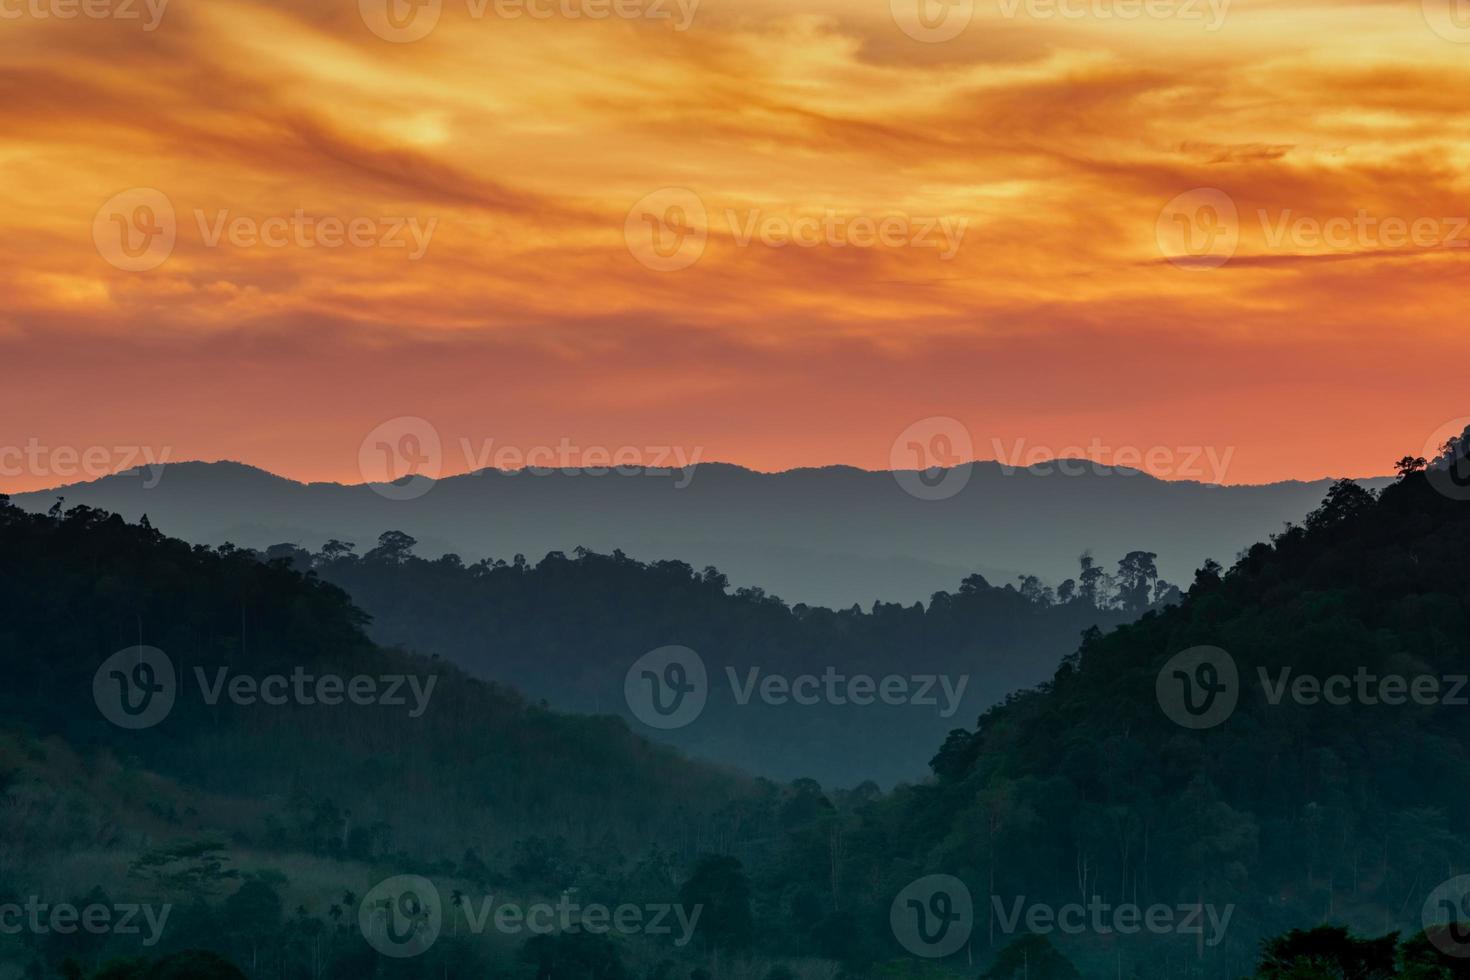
xmin=0 ymin=495 xmax=752 ymax=864
xmin=254 ymin=539 xmax=1155 ymax=786
xmin=841 ymin=455 xmax=1470 ymax=977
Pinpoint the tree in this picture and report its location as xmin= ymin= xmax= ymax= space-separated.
xmin=365 ymin=530 xmax=418 ymax=564
xmin=319 ymin=539 xmax=356 ymax=561
xmin=1114 ymin=551 xmax=1159 ymax=614
xmin=982 ymin=934 xmax=1081 ymax=979
xmin=1077 ymin=552 xmax=1105 ymax=607
xmin=1192 ymin=558 xmax=1223 ymax=591
xmin=87 ymin=952 xmax=246 ymax=980
xmin=1016 ymin=575 xmax=1055 ymax=605
xmin=223 ymin=877 xmax=283 ymax=975
xmin=679 ymin=855 xmax=753 ymax=952
xmin=1303 ymin=480 xmax=1376 ymax=533
xmin=129 ymin=839 xmax=239 ymax=898
xmin=146 ymin=951 xmax=248 ymax=979
xmin=519 ymin=933 xmax=629 ymax=980
xmin=1434 ymin=425 xmax=1470 ymax=468
xmin=1255 ymin=927 xmax=1398 ymax=979
xmin=1400 ymin=929 xmax=1470 ymax=979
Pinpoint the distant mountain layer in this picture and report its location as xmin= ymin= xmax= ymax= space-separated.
xmin=11 ymin=460 xmax=1393 ymax=608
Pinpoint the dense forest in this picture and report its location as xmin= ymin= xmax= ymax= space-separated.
xmin=4 ymin=437 xmax=1470 ymax=978
xmin=258 ymin=538 xmax=1167 ymax=785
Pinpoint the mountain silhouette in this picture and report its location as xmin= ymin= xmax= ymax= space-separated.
xmin=11 ymin=460 xmax=1393 ymax=609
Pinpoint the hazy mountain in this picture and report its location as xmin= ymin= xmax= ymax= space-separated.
xmin=11 ymin=460 xmax=1393 ymax=609
xmin=272 ymin=538 xmax=1142 ymax=788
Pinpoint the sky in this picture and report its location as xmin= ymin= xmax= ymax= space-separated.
xmin=2 ymin=0 xmax=1468 ymax=493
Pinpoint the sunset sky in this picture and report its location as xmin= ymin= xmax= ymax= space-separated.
xmin=2 ymin=0 xmax=1468 ymax=492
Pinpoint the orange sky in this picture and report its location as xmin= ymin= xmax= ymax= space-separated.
xmin=2 ymin=0 xmax=1468 ymax=493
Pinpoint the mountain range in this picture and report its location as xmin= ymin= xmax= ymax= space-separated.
xmin=10 ymin=460 xmax=1394 ymax=609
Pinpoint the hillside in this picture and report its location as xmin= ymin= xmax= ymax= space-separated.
xmin=0 ymin=494 xmax=771 ymax=976
xmin=6 ymin=447 xmax=1470 ymax=979
xmin=813 ymin=454 xmax=1470 ymax=977
xmin=0 ymin=498 xmax=751 ymax=858
xmin=263 ymin=536 xmax=1145 ymax=787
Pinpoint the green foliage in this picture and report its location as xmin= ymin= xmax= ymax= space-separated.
xmin=679 ymin=855 xmax=754 ymax=953
xmin=88 ymin=951 xmax=245 ymax=979
xmin=1256 ymin=927 xmax=1398 ymax=979
xmin=305 ymin=533 xmax=1149 ymax=785
xmin=982 ymin=934 xmax=1081 ymax=979
xmin=519 ymin=932 xmax=630 ymax=980
xmin=0 ymin=497 xmax=753 ymax=868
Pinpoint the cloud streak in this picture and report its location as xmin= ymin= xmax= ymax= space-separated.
xmin=1 ymin=0 xmax=1467 ymax=489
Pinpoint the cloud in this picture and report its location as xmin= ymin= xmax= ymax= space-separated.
xmin=1 ymin=0 xmax=1467 ymax=485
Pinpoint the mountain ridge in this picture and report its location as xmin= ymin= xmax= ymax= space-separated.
xmin=12 ymin=459 xmax=1396 ymax=610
